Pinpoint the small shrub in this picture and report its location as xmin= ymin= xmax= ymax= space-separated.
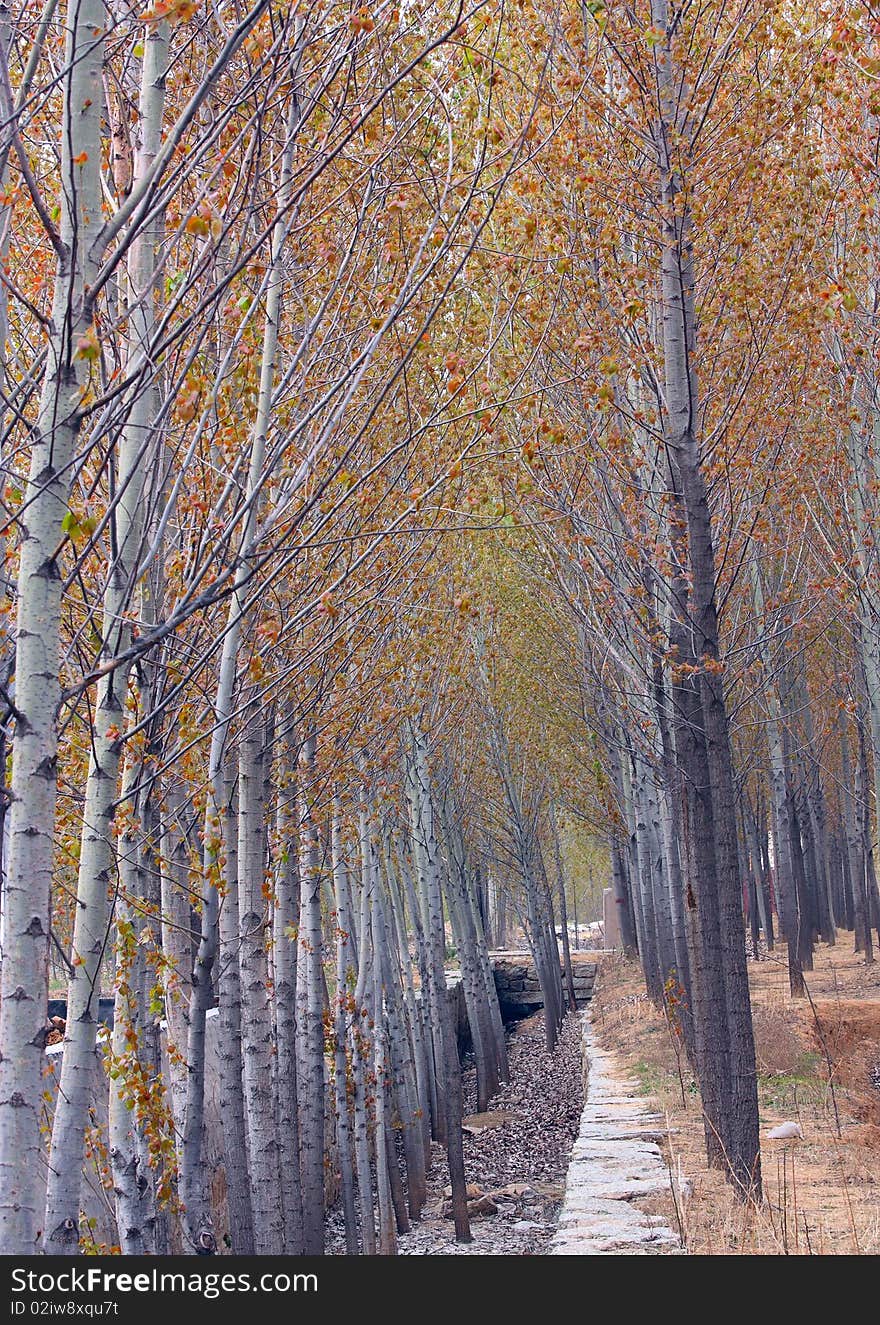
xmin=752 ymin=1003 xmax=807 ymax=1077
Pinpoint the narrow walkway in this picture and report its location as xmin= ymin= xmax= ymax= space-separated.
xmin=549 ymin=1009 xmax=685 ymax=1255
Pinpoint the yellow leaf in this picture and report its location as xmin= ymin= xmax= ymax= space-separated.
xmin=74 ymin=325 xmax=100 ymax=363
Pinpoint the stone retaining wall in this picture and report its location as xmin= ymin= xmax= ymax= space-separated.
xmin=490 ymin=955 xmax=595 ymax=1018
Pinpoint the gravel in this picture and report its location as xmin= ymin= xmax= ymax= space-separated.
xmin=326 ymin=1010 xmax=585 ymax=1255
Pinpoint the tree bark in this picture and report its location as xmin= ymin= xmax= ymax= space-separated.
xmin=274 ymin=769 xmax=304 ymax=1252
xmin=297 ymin=734 xmax=325 ymax=1254
xmin=406 ymin=725 xmax=471 ymax=1242
xmin=43 ymin=16 xmax=167 ymax=1252
xmin=237 ymin=706 xmax=284 ymax=1252
xmin=652 ymin=0 xmax=760 ymax=1196
xmin=216 ymin=763 xmax=255 ymax=1253
xmin=0 ymin=0 xmax=106 ymax=1255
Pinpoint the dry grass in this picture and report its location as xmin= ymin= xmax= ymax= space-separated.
xmin=591 ymin=944 xmax=880 ymax=1254
xmin=751 ymin=1002 xmax=808 ymax=1077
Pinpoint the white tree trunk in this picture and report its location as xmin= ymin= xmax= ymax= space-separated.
xmin=43 ymin=17 xmax=168 ymax=1252
xmin=237 ymin=706 xmax=284 ymax=1252
xmin=108 ymin=757 xmax=155 ymax=1256
xmin=159 ymin=785 xmax=193 ymax=1149
xmin=349 ymin=850 xmax=376 ymax=1256
xmin=374 ymin=856 xmax=426 ymax=1217
xmin=0 ymin=0 xmax=105 ymax=1255
xmin=383 ymin=845 xmax=434 ymax=1158
xmin=297 ymin=733 xmax=325 ymax=1255
xmin=371 ymin=903 xmax=397 ymax=1256
xmin=273 ymin=770 xmax=304 ymax=1252
xmin=178 ymin=69 xmax=300 ymax=1248
xmin=406 ymin=725 xmax=471 ymax=1242
xmin=330 ymin=796 xmax=358 ymax=1254
xmin=216 ymin=763 xmax=255 ymax=1252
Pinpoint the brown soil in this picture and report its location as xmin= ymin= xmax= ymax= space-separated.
xmin=592 ymin=943 xmax=880 ymax=1254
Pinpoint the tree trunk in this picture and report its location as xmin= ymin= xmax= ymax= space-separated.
xmin=406 ymin=725 xmax=471 ymax=1242
xmin=274 ymin=769 xmax=304 ymax=1252
xmin=216 ymin=764 xmax=255 ymax=1253
xmin=330 ymin=796 xmax=359 ymax=1254
xmin=0 ymin=5 xmax=106 ymax=1249
xmin=631 ymin=754 xmax=663 ymax=1002
xmin=238 ymin=705 xmax=284 ymax=1252
xmin=297 ymin=734 xmax=325 ymax=1254
xmin=160 ymin=785 xmax=193 ymax=1149
xmin=652 ymin=0 xmax=760 ymax=1195
xmin=371 ymin=906 xmax=398 ymax=1255
xmin=550 ymin=805 xmax=577 ymax=1012
xmin=43 ymin=16 xmax=168 ymax=1251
